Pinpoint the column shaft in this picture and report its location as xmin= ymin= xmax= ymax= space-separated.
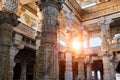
xmin=34 ymin=1 xmax=63 ymax=80
xmin=9 ymin=45 xmax=22 ymax=80
xmin=102 ymin=55 xmax=111 ymax=80
xmin=65 ymin=52 xmax=73 ymax=80
xmin=0 ymin=4 xmax=18 ymax=80
xmin=87 ymin=63 xmax=92 ymax=80
xmin=9 ymin=46 xmax=16 ymax=80
xmin=78 ymin=58 xmax=85 ymax=80
xmin=0 ymin=0 xmax=18 ymax=79
xmin=100 ymin=18 xmax=112 ymax=80
xmin=110 ymin=61 xmax=116 ymax=80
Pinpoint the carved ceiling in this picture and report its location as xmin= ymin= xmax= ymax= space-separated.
xmin=0 ymin=0 xmax=116 ymax=39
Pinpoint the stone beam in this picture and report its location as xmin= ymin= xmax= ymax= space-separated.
xmin=19 ymin=0 xmax=39 ymax=5
xmin=82 ymin=0 xmax=120 ymax=21
xmin=22 ymin=5 xmax=37 ymax=17
xmin=65 ymin=0 xmax=82 ymax=21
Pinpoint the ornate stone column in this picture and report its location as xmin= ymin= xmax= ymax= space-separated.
xmin=9 ymin=44 xmax=24 ymax=80
xmin=65 ymin=51 xmax=73 ymax=80
xmin=87 ymin=63 xmax=92 ymax=80
xmin=0 ymin=0 xmax=18 ymax=80
xmin=64 ymin=24 xmax=75 ymax=80
xmin=102 ymin=54 xmax=111 ymax=80
xmin=34 ymin=1 xmax=63 ymax=80
xmin=78 ymin=58 xmax=85 ymax=80
xmin=99 ymin=17 xmax=111 ymax=52
xmin=77 ymin=34 xmax=85 ymax=80
xmin=86 ymin=56 xmax=92 ymax=80
xmin=99 ymin=17 xmax=112 ymax=80
xmin=110 ymin=60 xmax=116 ymax=80
xmin=9 ymin=32 xmax=24 ymax=80
xmin=9 ymin=46 xmax=16 ymax=80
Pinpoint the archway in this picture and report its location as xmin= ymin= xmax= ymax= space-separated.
xmin=13 ymin=47 xmax=36 ymax=80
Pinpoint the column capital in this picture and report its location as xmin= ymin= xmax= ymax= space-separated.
xmin=102 ymin=51 xmax=111 ymax=57
xmin=99 ymin=17 xmax=112 ymax=52
xmin=99 ymin=17 xmax=112 ymax=25
xmin=37 ymin=0 xmax=64 ymax=11
xmin=84 ymin=56 xmax=93 ymax=64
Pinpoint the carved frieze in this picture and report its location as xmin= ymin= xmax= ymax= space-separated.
xmin=82 ymin=1 xmax=120 ymax=20
xmin=14 ymin=23 xmax=36 ymax=39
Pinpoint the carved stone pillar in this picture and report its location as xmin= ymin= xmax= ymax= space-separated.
xmin=34 ymin=1 xmax=63 ymax=80
xmin=9 ymin=45 xmax=23 ymax=80
xmin=9 ymin=32 xmax=24 ymax=80
xmin=99 ymin=17 xmax=112 ymax=80
xmin=65 ymin=52 xmax=73 ymax=80
xmin=86 ymin=56 xmax=92 ymax=80
xmin=99 ymin=17 xmax=111 ymax=51
xmin=87 ymin=63 xmax=92 ymax=80
xmin=9 ymin=46 xmax=16 ymax=80
xmin=110 ymin=61 xmax=116 ymax=80
xmin=20 ymin=61 xmax=27 ymax=80
xmin=102 ymin=54 xmax=111 ymax=80
xmin=78 ymin=58 xmax=85 ymax=80
xmin=0 ymin=0 xmax=18 ymax=80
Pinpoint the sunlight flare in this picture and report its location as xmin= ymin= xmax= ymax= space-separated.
xmin=72 ymin=40 xmax=81 ymax=50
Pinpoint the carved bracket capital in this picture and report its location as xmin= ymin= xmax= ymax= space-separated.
xmin=13 ymin=33 xmax=23 ymax=46
xmin=98 ymin=17 xmax=113 ymax=25
xmin=84 ymin=56 xmax=93 ymax=64
xmin=37 ymin=0 xmax=64 ymax=11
